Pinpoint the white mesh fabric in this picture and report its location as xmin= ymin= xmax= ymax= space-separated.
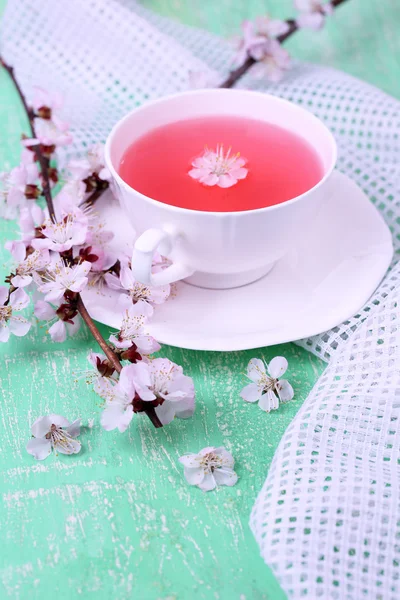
xmin=250 ymin=287 xmax=400 ymax=599
xmin=2 ymin=2 xmax=400 ymax=598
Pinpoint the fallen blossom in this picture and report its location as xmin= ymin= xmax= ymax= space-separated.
xmin=0 ymin=286 xmax=31 ymax=342
xmin=34 ymin=299 xmax=81 ymax=342
xmin=189 ymin=145 xmax=248 ymax=188
xmin=179 ymin=447 xmax=238 ymax=492
xmin=6 ymin=248 xmax=50 ymax=288
xmin=104 ymin=263 xmax=170 ymax=312
xmin=32 ymin=207 xmax=88 ymax=252
xmin=26 ymin=414 xmax=81 ymax=460
xmin=37 ymin=260 xmax=92 ymax=302
xmin=294 ymin=0 xmax=333 ymax=30
xmin=109 ymin=300 xmax=160 ymax=355
xmin=240 ymin=356 xmax=294 ymax=412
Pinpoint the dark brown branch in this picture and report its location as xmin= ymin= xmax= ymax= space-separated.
xmin=219 ymin=0 xmax=350 ymax=89
xmin=1 ymin=59 xmax=57 ymax=221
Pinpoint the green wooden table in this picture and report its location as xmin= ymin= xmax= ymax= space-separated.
xmin=1 ymin=1 xmax=398 ymax=598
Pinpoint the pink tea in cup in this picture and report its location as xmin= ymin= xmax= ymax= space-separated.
xmin=119 ymin=115 xmax=323 ymax=212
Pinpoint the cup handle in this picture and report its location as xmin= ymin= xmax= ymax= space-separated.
xmin=131 ymin=227 xmax=195 ymax=286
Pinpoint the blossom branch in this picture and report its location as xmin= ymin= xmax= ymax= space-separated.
xmin=1 ymin=59 xmax=163 ymax=430
xmin=220 ymin=0 xmax=350 ymax=89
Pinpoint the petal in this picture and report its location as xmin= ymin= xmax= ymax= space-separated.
xmin=0 ymin=286 xmax=9 ymax=305
xmin=11 ymin=275 xmax=32 ymax=288
xmin=31 ymin=415 xmax=52 ymax=438
xmin=134 ymin=335 xmax=161 ymax=355
xmin=120 ymin=266 xmax=136 ymax=291
xmin=68 ymin=276 xmax=89 ymax=293
xmin=9 ymin=287 xmax=30 ymax=310
xmin=247 ymin=358 xmax=266 ymax=382
xmin=213 ymin=468 xmax=238 ymax=487
xmin=26 ymin=437 xmax=52 ymax=460
xmin=49 ymin=320 xmax=67 ymax=343
xmin=104 ymin=272 xmax=122 ymax=291
xmin=183 ymin=466 xmax=205 ymax=486
xmin=66 ymin=315 xmax=81 ymax=338
xmin=8 ymin=316 xmax=31 ymax=337
xmin=296 ymin=12 xmax=325 ymax=30
xmin=268 ymin=356 xmax=288 ymax=379
xmin=277 ymin=379 xmax=294 ymax=403
xmin=155 ymin=401 xmax=176 ymax=426
xmin=66 ymin=418 xmax=81 ymax=438
xmin=231 ymin=167 xmax=248 ymax=180
xmin=217 ymin=174 xmax=237 ymax=189
xmin=5 ymin=240 xmax=26 ymax=262
xmin=201 ymin=173 xmax=219 ymax=186
xmin=101 ymin=403 xmax=133 ymax=433
xmin=34 ymin=300 xmax=56 ymax=320
xmin=174 ymin=396 xmax=195 ymax=420
xmin=214 ymin=446 xmax=235 ymax=468
xmin=198 ymin=472 xmax=217 ymax=492
xmin=48 ymin=414 xmax=71 ymax=428
xmin=179 ymin=454 xmax=200 ymax=468
xmin=258 ymin=390 xmax=279 ymax=412
xmin=240 ymin=383 xmax=262 ymax=403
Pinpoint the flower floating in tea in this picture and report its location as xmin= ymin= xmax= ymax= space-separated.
xmin=188 ymin=144 xmax=248 ymax=189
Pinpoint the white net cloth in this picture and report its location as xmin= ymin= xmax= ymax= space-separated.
xmin=2 ymin=1 xmax=400 ymax=598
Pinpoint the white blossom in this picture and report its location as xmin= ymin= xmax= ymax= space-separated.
xmin=240 ymin=357 xmax=294 ymax=412
xmin=26 ymin=414 xmax=81 ymax=460
xmin=37 ymin=260 xmax=92 ymax=302
xmin=179 ymin=447 xmax=238 ymax=492
xmin=188 ymin=145 xmax=248 ymax=188
xmin=109 ymin=300 xmax=160 ymax=354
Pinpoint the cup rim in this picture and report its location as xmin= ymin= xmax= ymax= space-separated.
xmin=105 ymin=88 xmax=337 ymax=217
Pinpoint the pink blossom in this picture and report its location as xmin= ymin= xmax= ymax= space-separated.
xmin=18 ymin=204 xmax=45 ymax=245
xmin=189 ymin=145 xmax=248 ymax=188
xmin=24 ymin=117 xmax=72 ymax=148
xmin=8 ymin=248 xmax=50 ymax=288
xmin=104 ymin=264 xmax=170 ymax=313
xmin=233 ymin=17 xmax=290 ymax=67
xmin=0 ymin=162 xmax=39 ymax=217
xmin=250 ymin=39 xmax=291 ymax=82
xmin=31 ymin=87 xmax=63 ymax=115
xmin=34 ymin=300 xmax=81 ymax=343
xmin=68 ymin=143 xmax=111 ymax=182
xmin=145 ymin=358 xmax=195 ymax=425
xmin=0 ymin=286 xmax=31 ymax=342
xmin=4 ymin=240 xmax=26 ymax=263
xmin=295 ymin=0 xmax=333 ymax=30
xmin=99 ymin=363 xmax=155 ymax=433
xmin=32 ymin=207 xmax=88 ymax=252
xmin=37 ymin=260 xmax=92 ymax=303
xmin=109 ymin=300 xmax=160 ymax=354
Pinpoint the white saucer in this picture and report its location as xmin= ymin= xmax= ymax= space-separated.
xmin=82 ymin=171 xmax=393 ymax=351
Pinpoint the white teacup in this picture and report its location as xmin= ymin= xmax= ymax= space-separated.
xmin=105 ymin=89 xmax=337 ymax=289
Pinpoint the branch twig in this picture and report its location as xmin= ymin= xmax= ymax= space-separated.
xmin=219 ymin=0 xmax=350 ymax=89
